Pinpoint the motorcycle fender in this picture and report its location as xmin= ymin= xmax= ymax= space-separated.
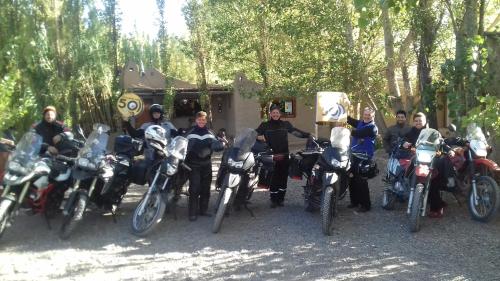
xmin=225 ymin=173 xmax=241 ymax=188
xmin=474 ymin=158 xmax=500 ymax=172
xmin=322 ymin=172 xmax=338 ymax=186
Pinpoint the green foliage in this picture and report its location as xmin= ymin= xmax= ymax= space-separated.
xmin=462 ymin=95 xmax=500 ymax=137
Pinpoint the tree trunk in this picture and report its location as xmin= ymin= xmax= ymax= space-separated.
xmin=381 ymin=0 xmax=402 ymax=111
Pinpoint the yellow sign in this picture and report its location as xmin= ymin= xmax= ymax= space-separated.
xmin=315 ymin=91 xmax=350 ymax=123
xmin=117 ymin=93 xmax=144 ymax=118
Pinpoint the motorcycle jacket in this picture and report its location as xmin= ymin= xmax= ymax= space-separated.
xmin=256 ymin=119 xmax=310 ymax=154
xmin=184 ymin=126 xmax=224 ymax=167
xmin=347 ymin=116 xmax=378 ymax=158
xmin=33 ymin=120 xmax=69 ymax=154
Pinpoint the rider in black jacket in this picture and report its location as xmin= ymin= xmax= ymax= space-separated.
xmin=184 ymin=111 xmax=224 ymax=221
xmin=256 ymin=104 xmax=312 ymax=208
xmin=33 ymin=106 xmax=69 ymax=155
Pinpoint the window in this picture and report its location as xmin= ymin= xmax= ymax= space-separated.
xmin=174 ymin=97 xmax=202 ymax=117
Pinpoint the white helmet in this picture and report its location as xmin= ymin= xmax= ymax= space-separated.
xmin=145 ymin=125 xmax=167 ymax=151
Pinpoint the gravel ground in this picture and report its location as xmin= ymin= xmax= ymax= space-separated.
xmin=1 ymin=150 xmax=499 ymax=281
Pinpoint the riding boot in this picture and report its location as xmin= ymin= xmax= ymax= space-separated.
xmin=198 ymin=197 xmax=211 ymax=217
xmin=188 ymin=196 xmax=198 ymax=221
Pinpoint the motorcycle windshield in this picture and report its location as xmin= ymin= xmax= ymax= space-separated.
xmin=466 ymin=123 xmax=487 ymax=143
xmin=415 ymin=128 xmax=441 ymax=151
xmin=77 ymin=124 xmax=110 ymax=163
xmin=167 ymin=136 xmax=188 ymax=160
xmin=233 ymin=128 xmax=258 ymax=156
xmin=330 ymin=127 xmax=351 ymax=151
xmin=8 ymin=131 xmax=43 ymax=168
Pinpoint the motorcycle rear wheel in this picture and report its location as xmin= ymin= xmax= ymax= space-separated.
xmin=0 ymin=199 xmax=13 ymax=239
xmin=321 ymin=184 xmax=338 ymax=236
xmin=468 ymin=176 xmax=500 ymax=222
xmin=59 ymin=191 xmax=88 ymax=240
xmin=131 ymin=191 xmax=166 ymax=237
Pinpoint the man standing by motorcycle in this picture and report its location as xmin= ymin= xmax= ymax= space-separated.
xmin=256 ymin=104 xmax=313 ymax=208
xmin=347 ymin=107 xmax=378 ymax=212
xmin=33 ymin=106 xmax=70 ymax=155
xmin=383 ymin=110 xmax=410 ymax=154
xmin=184 ymin=111 xmax=224 ymax=221
xmin=402 ymin=112 xmax=453 ymax=218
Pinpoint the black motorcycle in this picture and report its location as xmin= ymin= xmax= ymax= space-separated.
xmin=289 ymin=137 xmax=332 ymax=212
xmin=59 ymin=123 xmax=112 ymax=239
xmin=130 ymin=134 xmax=190 ymax=237
xmin=212 ymin=128 xmax=271 ymax=233
xmin=315 ymin=127 xmax=353 ymax=236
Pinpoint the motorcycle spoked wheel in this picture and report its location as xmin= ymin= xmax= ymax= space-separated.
xmin=408 ymin=184 xmax=424 ymax=233
xmin=468 ymin=176 xmax=500 ymax=222
xmin=321 ymin=183 xmax=338 ymax=236
xmin=131 ymin=190 xmax=166 ymax=237
xmin=59 ymin=191 xmax=89 ymax=240
xmin=0 ymin=199 xmax=13 ymax=239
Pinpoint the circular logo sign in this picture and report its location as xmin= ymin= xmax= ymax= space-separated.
xmin=117 ymin=93 xmax=144 ymax=118
xmin=323 ymin=103 xmax=346 ymax=120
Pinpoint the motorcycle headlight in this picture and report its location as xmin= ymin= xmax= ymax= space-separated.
xmin=8 ymin=161 xmax=24 ymax=173
xmin=228 ymin=158 xmax=244 ymax=169
xmin=330 ymin=159 xmax=341 ymax=168
xmin=166 ymin=163 xmax=177 ymax=176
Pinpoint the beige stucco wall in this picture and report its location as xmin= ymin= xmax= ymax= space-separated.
xmin=229 ymin=74 xmax=263 ymax=137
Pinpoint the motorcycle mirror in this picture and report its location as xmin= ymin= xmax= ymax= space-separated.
xmin=74 ymin=125 xmax=86 ymax=140
xmin=447 ymin=123 xmax=457 ymax=132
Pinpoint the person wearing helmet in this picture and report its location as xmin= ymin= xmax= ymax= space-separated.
xmin=33 ymin=106 xmax=70 ymax=155
xmin=123 ymin=103 xmax=178 ymax=139
xmin=256 ymin=103 xmax=313 ymax=208
xmin=347 ymin=107 xmax=378 ymax=212
xmin=184 ymin=111 xmax=225 ymax=221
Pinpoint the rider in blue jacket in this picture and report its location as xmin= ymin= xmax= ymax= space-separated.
xmin=347 ymin=107 xmax=378 ymax=212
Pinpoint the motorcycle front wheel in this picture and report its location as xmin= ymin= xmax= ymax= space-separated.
xmin=212 ymin=187 xmax=234 ymax=234
xmin=59 ymin=191 xmax=88 ymax=240
xmin=0 ymin=199 xmax=14 ymax=239
xmin=321 ymin=183 xmax=338 ymax=236
xmin=131 ymin=190 xmax=166 ymax=237
xmin=408 ymin=184 xmax=424 ymax=233
xmin=468 ymin=176 xmax=500 ymax=222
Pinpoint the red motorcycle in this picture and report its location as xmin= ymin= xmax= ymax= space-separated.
xmin=449 ymin=124 xmax=500 ymax=222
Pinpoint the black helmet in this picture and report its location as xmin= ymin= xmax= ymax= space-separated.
xmin=357 ymin=159 xmax=379 ymax=179
xmin=149 ymin=104 xmax=164 ymax=120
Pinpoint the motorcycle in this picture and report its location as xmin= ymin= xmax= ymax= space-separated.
xmin=0 ymin=131 xmax=77 ymax=239
xmin=289 ymin=137 xmax=332 ymax=212
xmin=407 ymin=128 xmax=446 ymax=232
xmin=381 ymin=139 xmax=414 ymax=210
xmin=211 ymin=128 xmax=267 ymax=233
xmin=130 ymin=130 xmax=190 ymax=237
xmin=454 ymin=123 xmax=500 ymax=222
xmin=317 ymin=127 xmax=352 ymax=236
xmin=59 ymin=123 xmax=112 ymax=239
